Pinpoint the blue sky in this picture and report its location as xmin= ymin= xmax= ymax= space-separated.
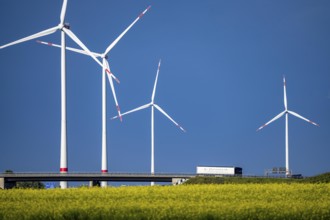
xmin=0 ymin=0 xmax=329 ymax=178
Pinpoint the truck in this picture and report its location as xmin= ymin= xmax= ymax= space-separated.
xmin=196 ymin=166 xmax=242 ymax=176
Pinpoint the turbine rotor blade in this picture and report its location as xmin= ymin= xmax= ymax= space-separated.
xmin=151 ymin=59 xmax=161 ymax=102
xmin=105 ymin=60 xmax=122 ymax=121
xmin=111 ymin=103 xmax=151 ymax=120
xmin=104 ymin=5 xmax=151 ymax=55
xmin=36 ymin=39 xmax=118 ymax=83
xmin=154 ymin=104 xmax=186 ymax=132
xmin=36 ymin=40 xmax=102 ymax=57
xmin=63 ymin=28 xmax=115 ymax=82
xmin=1 ymin=26 xmax=58 ymax=49
xmin=257 ymin=110 xmax=286 ymax=131
xmin=287 ymin=110 xmax=319 ymax=127
xmin=62 ymin=28 xmax=107 ymax=67
xmin=283 ymin=76 xmax=288 ymax=110
xmin=60 ymin=0 xmax=68 ymax=25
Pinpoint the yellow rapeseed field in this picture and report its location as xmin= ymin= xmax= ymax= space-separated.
xmin=0 ymin=183 xmax=329 ymax=219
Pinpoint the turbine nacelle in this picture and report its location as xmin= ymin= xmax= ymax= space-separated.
xmin=57 ymin=23 xmax=70 ymax=31
xmin=64 ymin=23 xmax=70 ymax=29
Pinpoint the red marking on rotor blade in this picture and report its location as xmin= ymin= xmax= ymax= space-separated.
xmin=139 ymin=6 xmax=151 ymax=18
xmin=101 ymin=170 xmax=108 ymax=173
xmin=310 ymin=121 xmax=318 ymax=126
xmin=60 ymin=168 xmax=68 ymax=172
xmin=106 ymin=69 xmax=120 ymax=83
xmin=116 ymin=106 xmax=122 ymax=121
xmin=113 ymin=76 xmax=120 ymax=84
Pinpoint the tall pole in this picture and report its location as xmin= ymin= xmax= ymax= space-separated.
xmin=60 ymin=30 xmax=68 ymax=189
xmin=151 ymin=105 xmax=155 ymax=186
xmin=101 ymin=59 xmax=108 ymax=187
xmin=285 ymin=112 xmax=289 ymax=177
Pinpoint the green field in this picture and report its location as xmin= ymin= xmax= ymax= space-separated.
xmin=0 ymin=183 xmax=329 ymax=219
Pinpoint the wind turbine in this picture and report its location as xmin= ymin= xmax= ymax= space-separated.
xmin=112 ymin=60 xmax=186 ymax=185
xmin=257 ymin=76 xmax=319 ymax=176
xmin=0 ymin=0 xmax=110 ymax=188
xmin=36 ymin=5 xmax=151 ymax=187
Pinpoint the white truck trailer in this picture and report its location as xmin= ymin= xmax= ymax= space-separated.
xmin=196 ymin=166 xmax=242 ymax=176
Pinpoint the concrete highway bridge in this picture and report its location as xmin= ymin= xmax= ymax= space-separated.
xmin=0 ymin=173 xmax=195 ymax=189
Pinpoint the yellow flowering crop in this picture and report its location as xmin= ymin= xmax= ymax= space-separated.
xmin=0 ymin=183 xmax=329 ymax=219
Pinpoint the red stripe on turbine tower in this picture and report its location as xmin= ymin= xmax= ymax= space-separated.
xmin=101 ymin=170 xmax=108 ymax=173
xmin=60 ymin=168 xmax=68 ymax=172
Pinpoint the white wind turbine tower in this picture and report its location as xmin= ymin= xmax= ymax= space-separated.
xmin=0 ymin=0 xmax=110 ymax=188
xmin=112 ymin=60 xmax=186 ymax=185
xmin=36 ymin=5 xmax=151 ymax=187
xmin=257 ymin=76 xmax=319 ymax=176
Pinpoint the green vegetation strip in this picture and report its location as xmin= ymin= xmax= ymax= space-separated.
xmin=185 ymin=172 xmax=330 ymax=184
xmin=0 ymin=183 xmax=329 ymax=219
